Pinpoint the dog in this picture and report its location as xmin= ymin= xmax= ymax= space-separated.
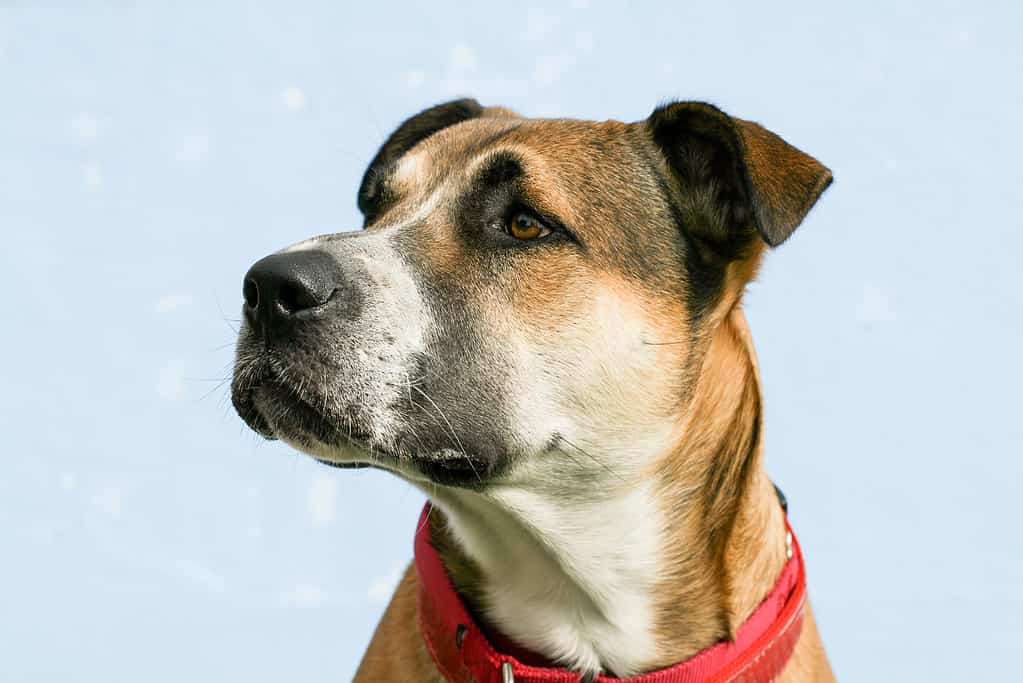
xmin=231 ymin=98 xmax=835 ymax=682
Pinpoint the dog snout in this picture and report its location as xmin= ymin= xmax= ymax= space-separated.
xmin=242 ymin=250 xmax=341 ymax=339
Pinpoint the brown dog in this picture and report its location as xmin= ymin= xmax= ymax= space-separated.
xmin=231 ymin=98 xmax=835 ymax=681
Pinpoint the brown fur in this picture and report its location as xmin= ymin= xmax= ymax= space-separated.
xmin=355 ymin=563 xmax=444 ymax=683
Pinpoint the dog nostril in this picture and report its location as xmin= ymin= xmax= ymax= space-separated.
xmin=243 ymin=278 xmax=260 ymax=310
xmin=242 ymin=250 xmax=340 ymax=334
xmin=278 ymin=282 xmax=321 ymax=313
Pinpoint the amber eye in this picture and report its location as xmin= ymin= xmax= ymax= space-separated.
xmin=507 ymin=212 xmax=550 ymax=240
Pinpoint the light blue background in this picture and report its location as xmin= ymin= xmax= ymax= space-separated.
xmin=2 ymin=2 xmax=1020 ymax=681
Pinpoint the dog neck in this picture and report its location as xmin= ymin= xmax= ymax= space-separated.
xmin=424 ymin=308 xmax=788 ymax=678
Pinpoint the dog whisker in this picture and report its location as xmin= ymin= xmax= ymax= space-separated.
xmin=411 ymin=385 xmax=481 ymax=483
xmin=559 ymin=436 xmax=626 ymax=484
xmin=198 ymin=376 xmax=232 ymax=403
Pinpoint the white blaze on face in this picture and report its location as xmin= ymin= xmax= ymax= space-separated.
xmin=356 ymin=231 xmax=430 ymax=373
xmin=271 ymin=173 xmax=450 ymax=468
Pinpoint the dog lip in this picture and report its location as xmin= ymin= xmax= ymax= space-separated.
xmin=287 ymin=287 xmax=341 ymax=322
xmin=231 ymin=377 xmax=277 ymax=440
xmin=245 ymin=371 xmax=382 ymax=454
xmin=254 ymin=378 xmax=329 ymax=439
xmin=414 ymin=451 xmax=492 ymax=488
xmin=231 ymin=358 xmax=493 ymax=485
xmin=315 ymin=459 xmax=371 ymax=470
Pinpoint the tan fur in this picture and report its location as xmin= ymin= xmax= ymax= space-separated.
xmin=354 ymin=563 xmax=444 ymax=683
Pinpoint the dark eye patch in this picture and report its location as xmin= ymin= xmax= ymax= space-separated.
xmin=475 ymin=153 xmax=523 ymax=188
xmin=453 ymin=152 xmax=576 ymax=249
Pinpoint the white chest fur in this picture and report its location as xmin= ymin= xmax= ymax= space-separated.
xmin=429 ymin=479 xmax=664 ymax=677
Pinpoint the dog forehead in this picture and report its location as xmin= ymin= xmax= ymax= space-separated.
xmin=393 ymin=116 xmax=686 ymax=294
xmin=410 ymin=116 xmax=522 ymax=169
xmin=417 ymin=116 xmax=644 ymax=172
xmin=409 ymin=117 xmax=664 ymax=222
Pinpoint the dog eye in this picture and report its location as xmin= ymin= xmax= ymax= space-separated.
xmin=507 ymin=212 xmax=551 ymax=241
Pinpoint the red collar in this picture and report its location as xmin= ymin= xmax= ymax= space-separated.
xmin=415 ymin=503 xmax=807 ymax=683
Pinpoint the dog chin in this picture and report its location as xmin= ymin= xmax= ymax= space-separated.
xmin=280 ymin=433 xmax=449 ymax=488
xmin=247 ymin=390 xmax=378 ymax=463
xmin=273 ymin=421 xmax=495 ymax=489
xmin=278 ymin=432 xmax=375 ymax=468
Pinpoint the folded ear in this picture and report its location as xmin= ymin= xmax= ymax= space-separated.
xmin=647 ymin=101 xmax=832 ymax=248
xmin=357 ymin=98 xmax=486 ymax=218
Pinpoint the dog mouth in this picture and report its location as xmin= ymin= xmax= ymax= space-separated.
xmin=231 ymin=352 xmax=496 ymax=488
xmin=231 ymin=358 xmax=374 ymax=453
xmin=411 ymin=452 xmax=493 ymax=487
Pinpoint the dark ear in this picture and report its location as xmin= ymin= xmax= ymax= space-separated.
xmin=647 ymin=101 xmax=832 ymax=248
xmin=357 ymin=98 xmax=485 ymax=217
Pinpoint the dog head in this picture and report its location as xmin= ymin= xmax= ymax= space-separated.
xmin=230 ymin=99 xmax=831 ymax=490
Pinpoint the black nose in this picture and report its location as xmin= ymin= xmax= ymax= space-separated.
xmin=242 ymin=250 xmax=338 ymax=337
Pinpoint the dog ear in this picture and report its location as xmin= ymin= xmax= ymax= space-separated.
xmin=358 ymin=98 xmax=486 ymax=218
xmin=647 ymin=101 xmax=832 ymax=249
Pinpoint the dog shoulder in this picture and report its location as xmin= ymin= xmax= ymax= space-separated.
xmin=354 ymin=562 xmax=444 ymax=683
